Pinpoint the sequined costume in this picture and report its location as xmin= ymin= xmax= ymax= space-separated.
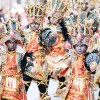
xmin=42 ymin=0 xmax=70 ymax=93
xmin=1 ymin=51 xmax=23 ymax=100
xmin=0 ymin=19 xmax=25 ymax=100
xmin=21 ymin=1 xmax=52 ymax=99
xmin=61 ymin=2 xmax=100 ymax=99
xmin=65 ymin=54 xmax=94 ymax=100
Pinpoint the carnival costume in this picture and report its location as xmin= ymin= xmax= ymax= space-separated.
xmin=42 ymin=0 xmax=71 ymax=93
xmin=94 ymin=27 xmax=100 ymax=100
xmin=60 ymin=3 xmax=100 ymax=99
xmin=0 ymin=18 xmax=25 ymax=100
xmin=21 ymin=0 xmax=52 ymax=99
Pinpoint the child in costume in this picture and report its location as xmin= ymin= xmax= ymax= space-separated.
xmin=42 ymin=0 xmax=71 ymax=95
xmin=52 ymin=7 xmax=100 ymax=99
xmin=0 ymin=18 xmax=25 ymax=100
xmin=21 ymin=0 xmax=52 ymax=99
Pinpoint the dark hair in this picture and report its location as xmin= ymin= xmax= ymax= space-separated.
xmin=38 ymin=28 xmax=57 ymax=47
xmin=87 ymin=9 xmax=99 ymax=33
xmin=59 ymin=19 xmax=71 ymax=42
xmin=21 ymin=52 xmax=33 ymax=73
xmin=73 ymin=43 xmax=88 ymax=49
xmin=5 ymin=39 xmax=18 ymax=45
xmin=21 ymin=52 xmax=33 ymax=92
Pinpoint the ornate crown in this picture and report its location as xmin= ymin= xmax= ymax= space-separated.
xmin=46 ymin=0 xmax=69 ymax=19
xmin=64 ymin=11 xmax=99 ymax=51
xmin=0 ymin=18 xmax=22 ymax=44
xmin=65 ymin=12 xmax=95 ymax=36
xmin=0 ymin=18 xmax=20 ymax=33
xmin=25 ymin=0 xmax=46 ymax=23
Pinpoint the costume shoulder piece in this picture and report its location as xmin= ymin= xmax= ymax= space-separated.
xmin=85 ymin=53 xmax=100 ymax=66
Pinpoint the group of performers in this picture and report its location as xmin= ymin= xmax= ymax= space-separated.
xmin=0 ymin=0 xmax=100 ymax=100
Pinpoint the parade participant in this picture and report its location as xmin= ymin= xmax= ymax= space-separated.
xmin=89 ymin=3 xmax=100 ymax=99
xmin=22 ymin=26 xmax=62 ymax=100
xmin=86 ymin=49 xmax=100 ymax=100
xmin=64 ymin=40 xmax=99 ymax=100
xmin=0 ymin=18 xmax=25 ymax=100
xmin=55 ymin=7 xmax=100 ymax=99
xmin=93 ymin=26 xmax=100 ymax=100
xmin=21 ymin=0 xmax=52 ymax=99
xmin=42 ymin=0 xmax=71 ymax=94
xmin=22 ymin=1 xmax=70 ymax=99
xmin=94 ymin=55 xmax=100 ymax=100
xmin=23 ymin=0 xmax=46 ymax=53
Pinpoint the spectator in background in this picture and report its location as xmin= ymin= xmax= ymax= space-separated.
xmin=0 ymin=8 xmax=6 ymax=23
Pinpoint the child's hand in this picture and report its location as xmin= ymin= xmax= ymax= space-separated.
xmin=31 ymin=67 xmax=36 ymax=75
xmin=51 ymin=68 xmax=60 ymax=77
xmin=90 ymin=62 xmax=97 ymax=72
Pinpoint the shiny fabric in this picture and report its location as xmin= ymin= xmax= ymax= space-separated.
xmin=26 ymin=33 xmax=39 ymax=54
xmin=4 ymin=51 xmax=17 ymax=75
xmin=49 ymin=33 xmax=65 ymax=56
xmin=1 ymin=51 xmax=23 ymax=100
xmin=65 ymin=54 xmax=94 ymax=100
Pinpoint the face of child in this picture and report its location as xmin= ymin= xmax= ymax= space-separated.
xmin=81 ymin=2 xmax=88 ymax=11
xmin=49 ymin=17 xmax=59 ymax=25
xmin=49 ymin=12 xmax=63 ymax=25
xmin=6 ymin=40 xmax=17 ymax=51
xmin=75 ymin=44 xmax=87 ymax=54
xmin=30 ymin=22 xmax=40 ymax=31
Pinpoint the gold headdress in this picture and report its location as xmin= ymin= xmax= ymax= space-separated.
xmin=76 ymin=0 xmax=98 ymax=4
xmin=25 ymin=0 xmax=46 ymax=24
xmin=65 ymin=12 xmax=94 ymax=36
xmin=46 ymin=0 xmax=69 ymax=19
xmin=64 ymin=11 xmax=99 ymax=52
xmin=0 ymin=18 xmax=22 ymax=44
